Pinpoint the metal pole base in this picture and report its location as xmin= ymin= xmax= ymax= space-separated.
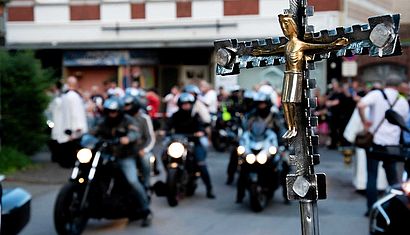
xmin=300 ymin=201 xmax=320 ymax=235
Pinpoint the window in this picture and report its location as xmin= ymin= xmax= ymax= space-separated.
xmin=70 ymin=0 xmax=100 ymax=20
xmin=224 ymin=0 xmax=258 ymax=16
xmin=177 ymin=0 xmax=191 ymax=18
xmin=131 ymin=2 xmax=145 ymax=19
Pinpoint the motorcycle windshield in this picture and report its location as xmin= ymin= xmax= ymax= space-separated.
xmin=170 ymin=134 xmax=189 ymax=143
xmin=247 ymin=130 xmax=278 ymax=153
xmin=249 ymin=141 xmax=264 ymax=154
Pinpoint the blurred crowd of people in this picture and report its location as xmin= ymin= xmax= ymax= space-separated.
xmin=314 ymin=78 xmax=410 ymax=150
xmin=314 ymin=76 xmax=410 ymax=217
xmin=45 ymin=75 xmax=410 ymax=157
xmin=85 ymin=77 xmax=410 ymax=149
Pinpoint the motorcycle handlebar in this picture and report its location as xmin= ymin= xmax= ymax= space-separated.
xmin=165 ymin=133 xmax=202 ymax=139
xmin=96 ymin=138 xmax=120 ymax=149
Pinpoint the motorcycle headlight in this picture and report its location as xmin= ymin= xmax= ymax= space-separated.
xmin=256 ymin=152 xmax=268 ymax=164
xmin=237 ymin=146 xmax=245 ymax=155
xmin=46 ymin=120 xmax=54 ymax=128
xmin=77 ymin=148 xmax=93 ymax=163
xmin=168 ymin=142 xmax=185 ymax=158
xmin=246 ymin=154 xmax=256 ymax=164
xmin=269 ymin=146 xmax=277 ymax=155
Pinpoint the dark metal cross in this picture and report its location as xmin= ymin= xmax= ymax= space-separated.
xmin=214 ymin=0 xmax=402 ymax=234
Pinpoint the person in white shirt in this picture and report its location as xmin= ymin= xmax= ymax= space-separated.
xmin=358 ymin=75 xmax=409 ymax=216
xmin=199 ymin=80 xmax=218 ymax=115
xmin=125 ymin=80 xmax=144 ymax=97
xmin=107 ymin=80 xmax=125 ymax=98
xmin=55 ymin=76 xmax=88 ymax=168
xmin=163 ymin=85 xmax=180 ymax=118
xmin=46 ymin=81 xmax=63 ymax=162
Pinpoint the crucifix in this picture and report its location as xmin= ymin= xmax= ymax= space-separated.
xmin=214 ymin=0 xmax=402 ymax=234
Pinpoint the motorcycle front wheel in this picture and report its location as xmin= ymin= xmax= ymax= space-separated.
xmin=54 ymin=183 xmax=89 ymax=235
xmin=166 ymin=168 xmax=180 ymax=207
xmin=249 ymin=183 xmax=268 ymax=212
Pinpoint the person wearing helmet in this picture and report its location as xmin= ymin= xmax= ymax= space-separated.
xmin=183 ymin=84 xmax=211 ymax=125
xmin=226 ymin=92 xmax=287 ymax=185
xmin=183 ymin=84 xmax=201 ymax=97
xmin=165 ymin=92 xmax=216 ymax=199
xmin=258 ymin=81 xmax=280 ymax=108
xmin=244 ymin=92 xmax=289 ymax=203
xmin=123 ymin=94 xmax=156 ymax=189
xmin=244 ymin=91 xmax=288 ymax=145
xmin=235 ymin=119 xmax=280 ymax=204
xmin=184 ymin=84 xmax=213 ymax=147
xmin=92 ymin=97 xmax=153 ymax=227
xmin=225 ymin=86 xmax=244 ymax=115
xmin=242 ymin=89 xmax=256 ymax=114
xmin=252 ymin=92 xmax=273 ymax=118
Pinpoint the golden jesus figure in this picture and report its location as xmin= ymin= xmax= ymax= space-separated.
xmin=253 ymin=14 xmax=349 ymax=139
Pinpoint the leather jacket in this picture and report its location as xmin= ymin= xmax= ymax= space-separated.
xmin=91 ymin=113 xmax=140 ymax=158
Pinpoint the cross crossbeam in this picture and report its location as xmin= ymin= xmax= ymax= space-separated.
xmin=215 ymin=14 xmax=401 ymax=75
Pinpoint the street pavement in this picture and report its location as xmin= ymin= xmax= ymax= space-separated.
xmin=3 ymin=146 xmax=370 ymax=235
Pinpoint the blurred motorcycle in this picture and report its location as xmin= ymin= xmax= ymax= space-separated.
xmin=54 ymin=134 xmax=147 ymax=235
xmin=211 ymin=107 xmax=243 ymax=152
xmin=236 ymin=121 xmax=287 ymax=212
xmin=1 ymin=175 xmax=31 ymax=235
xmin=155 ymin=134 xmax=199 ymax=207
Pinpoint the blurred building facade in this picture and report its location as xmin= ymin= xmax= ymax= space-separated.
xmin=4 ymin=0 xmax=410 ymax=94
xmin=0 ymin=0 xmax=8 ymax=46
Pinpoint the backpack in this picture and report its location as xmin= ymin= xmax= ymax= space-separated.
xmin=354 ymin=90 xmax=401 ymax=149
xmin=380 ymin=89 xmax=401 ymax=125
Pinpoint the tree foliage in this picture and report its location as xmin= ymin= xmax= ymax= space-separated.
xmin=0 ymin=50 xmax=52 ymax=155
xmin=0 ymin=146 xmax=31 ymax=174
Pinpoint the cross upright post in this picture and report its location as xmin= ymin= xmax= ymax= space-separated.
xmin=214 ymin=1 xmax=402 ymax=235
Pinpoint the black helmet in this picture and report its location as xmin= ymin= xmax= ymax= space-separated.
xmin=125 ymin=87 xmax=139 ymax=97
xmin=103 ymin=97 xmax=123 ymax=112
xmin=103 ymin=98 xmax=124 ymax=126
xmin=243 ymin=90 xmax=256 ymax=112
xmin=243 ymin=90 xmax=256 ymax=100
xmin=136 ymin=89 xmax=148 ymax=109
xmin=122 ymin=94 xmax=141 ymax=115
xmin=183 ymin=84 xmax=201 ymax=96
xmin=231 ymin=84 xmax=241 ymax=93
xmin=123 ymin=94 xmax=135 ymax=106
xmin=177 ymin=92 xmax=195 ymax=108
xmin=254 ymin=92 xmax=272 ymax=118
xmin=253 ymin=92 xmax=271 ymax=105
